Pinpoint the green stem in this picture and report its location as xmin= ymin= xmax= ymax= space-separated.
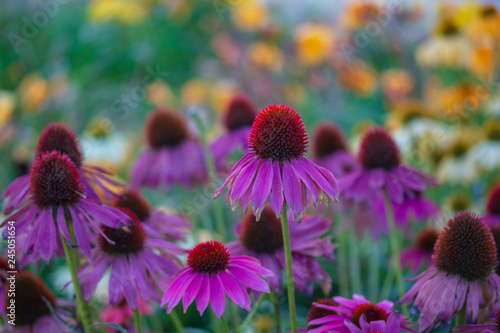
xmin=210 ymin=310 xmax=222 ymax=333
xmin=169 ymin=308 xmax=184 ymax=333
xmin=270 ymin=288 xmax=281 ymax=333
xmin=337 ymin=230 xmax=349 ymax=297
xmin=456 ymin=302 xmax=467 ymax=326
xmin=60 ymin=218 xmax=94 ymax=333
xmin=192 ymin=109 xmax=226 ymax=242
xmin=220 ymin=314 xmax=230 ymax=333
xmin=383 ymin=190 xmax=409 ymax=317
xmin=379 ymin=254 xmax=395 ymax=302
xmin=230 ymin=303 xmax=239 ymax=332
xmin=281 ymin=207 xmax=297 ymax=333
xmin=368 ymin=241 xmax=379 ymax=301
xmin=134 ymin=308 xmax=142 ymax=333
xmin=348 ymin=227 xmax=362 ymax=294
xmin=238 ymin=293 xmax=267 ymax=333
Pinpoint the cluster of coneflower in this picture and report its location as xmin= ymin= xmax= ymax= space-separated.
xmin=2 ymin=95 xmax=500 ymax=333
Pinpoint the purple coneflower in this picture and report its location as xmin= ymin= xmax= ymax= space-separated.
xmin=453 ymin=308 xmax=500 ymax=333
xmin=76 ymin=209 xmax=184 ymax=309
xmin=2 ymin=122 xmax=121 ymax=215
xmin=340 ymin=127 xmax=437 ymax=205
xmin=313 ymin=123 xmax=359 ymax=178
xmin=299 ymin=298 xmax=339 ymax=332
xmin=1 ymin=271 xmax=75 ymax=333
xmin=161 ymin=240 xmax=273 ymax=318
xmin=400 ymin=228 xmax=439 ymax=273
xmin=215 ymin=104 xmax=338 ymax=220
xmin=307 ymin=294 xmax=415 ymax=333
xmin=227 ymin=206 xmax=336 ymax=294
xmin=1 ymin=151 xmax=131 ymax=262
xmin=112 ymin=188 xmax=192 ymax=241
xmin=345 ymin=312 xmax=403 ymax=333
xmin=401 ymin=211 xmax=500 ymax=332
xmin=484 ymin=184 xmax=500 ymax=226
xmin=211 ymin=94 xmax=258 ymax=171
xmin=373 ymin=191 xmax=439 ymax=228
xmin=131 ymin=108 xmax=207 ymax=190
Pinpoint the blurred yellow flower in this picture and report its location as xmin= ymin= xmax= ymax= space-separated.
xmin=381 ymin=69 xmax=414 ymax=102
xmin=19 ymin=73 xmax=49 ymax=113
xmin=341 ymin=1 xmax=381 ymax=30
xmin=452 ymin=2 xmax=480 ymax=28
xmin=181 ymin=79 xmax=210 ymax=107
xmin=232 ymin=0 xmax=269 ymax=32
xmin=468 ymin=43 xmax=496 ymax=77
xmin=417 ymin=19 xmax=470 ymax=68
xmin=248 ymin=42 xmax=284 ymax=71
xmin=146 ymin=80 xmax=175 ymax=106
xmin=439 ymin=81 xmax=487 ymax=119
xmin=336 ymin=60 xmax=377 ymax=96
xmin=88 ymin=0 xmax=149 ymax=25
xmin=387 ymin=99 xmax=434 ymax=130
xmin=467 ymin=5 xmax=500 ymax=40
xmin=0 ymin=91 xmax=15 ymax=128
xmin=252 ymin=314 xmax=274 ymax=333
xmin=209 ymin=81 xmax=238 ymax=115
xmin=295 ymin=23 xmax=334 ymax=67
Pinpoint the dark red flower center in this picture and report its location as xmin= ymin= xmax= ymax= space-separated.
xmin=113 ymin=189 xmax=151 ymax=221
xmin=352 ymin=304 xmax=388 ymax=328
xmin=5 ymin=271 xmax=56 ymax=327
xmin=487 ymin=185 xmax=500 ymax=215
xmin=145 ymin=108 xmax=188 ymax=148
xmin=307 ymin=298 xmax=338 ymax=330
xmin=223 ymin=94 xmax=258 ymax=131
xmin=249 ymin=104 xmax=308 ymax=161
xmin=0 ymin=256 xmax=10 ymax=283
xmin=490 ymin=225 xmax=500 ymax=276
xmin=99 ymin=209 xmax=146 ymax=255
xmin=30 ymin=151 xmax=84 ymax=208
xmin=434 ymin=211 xmax=497 ymax=281
xmin=494 ymin=308 xmax=500 ymax=332
xmin=416 ymin=228 xmax=439 ymax=253
xmin=313 ymin=123 xmax=348 ymax=158
xmin=240 ymin=206 xmax=284 ymax=254
xmin=359 ymin=127 xmax=401 ymax=170
xmin=36 ymin=123 xmax=83 ymax=168
xmin=187 ymin=241 xmax=230 ymax=274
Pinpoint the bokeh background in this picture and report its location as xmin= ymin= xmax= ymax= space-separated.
xmin=1 ymin=0 xmax=500 ymax=331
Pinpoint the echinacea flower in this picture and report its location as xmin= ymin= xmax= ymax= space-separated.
xmin=211 ymin=94 xmax=258 ymax=171
xmin=228 ymin=206 xmax=336 ymax=294
xmin=453 ymin=308 xmax=500 ymax=333
xmin=307 ymin=294 xmax=415 ymax=333
xmin=1 ymin=151 xmax=131 ymax=262
xmin=161 ymin=240 xmax=273 ymax=318
xmin=372 ymin=191 xmax=439 ymax=228
xmin=312 ymin=123 xmax=359 ymax=178
xmin=215 ymin=104 xmax=338 ymax=220
xmin=2 ymin=122 xmax=122 ymax=215
xmin=400 ymin=228 xmax=439 ymax=273
xmin=113 ymin=188 xmax=192 ymax=241
xmin=340 ymin=127 xmax=437 ymax=205
xmin=131 ymin=108 xmax=208 ymax=190
xmin=76 ymin=209 xmax=184 ymax=310
xmin=346 ymin=312 xmax=403 ymax=333
xmin=401 ymin=211 xmax=500 ymax=333
xmin=298 ymin=298 xmax=338 ymax=332
xmin=484 ymin=184 xmax=500 ymax=226
xmin=1 ymin=271 xmax=75 ymax=333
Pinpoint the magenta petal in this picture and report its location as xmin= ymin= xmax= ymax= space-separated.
xmin=209 ymin=274 xmax=226 ymax=318
xmin=282 ymin=162 xmax=303 ymax=219
xmin=230 ymin=159 xmax=260 ymax=204
xmin=196 ymin=273 xmax=211 ymax=315
xmin=219 ymin=271 xmax=251 ymax=311
xmin=251 ymin=159 xmax=273 ymax=213
xmin=269 ymin=162 xmax=284 ymax=216
xmin=166 ymin=269 xmax=195 ymax=313
xmin=68 ymin=207 xmax=92 ymax=260
xmin=39 ymin=209 xmax=56 ymax=263
xmin=182 ymin=272 xmax=204 ymax=313
xmin=108 ymin=260 xmax=122 ymax=305
xmin=291 ymin=160 xmax=319 ymax=202
xmin=228 ymin=266 xmax=270 ymax=293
